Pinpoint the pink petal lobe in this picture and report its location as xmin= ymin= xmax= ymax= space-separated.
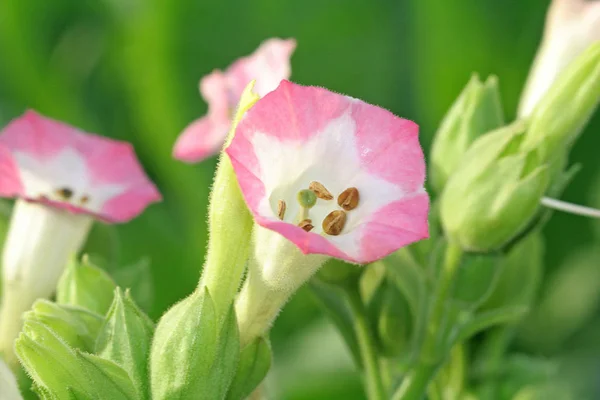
xmin=173 ymin=116 xmax=230 ymax=163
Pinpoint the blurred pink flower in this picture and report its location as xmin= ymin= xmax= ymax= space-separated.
xmin=173 ymin=38 xmax=296 ymax=163
xmin=0 ymin=111 xmax=161 ymax=357
xmin=227 ymin=81 xmax=429 ymax=264
xmin=0 ymin=110 xmax=161 ymax=223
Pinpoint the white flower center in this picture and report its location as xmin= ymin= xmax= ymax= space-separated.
xmin=251 ymin=111 xmax=406 ymax=246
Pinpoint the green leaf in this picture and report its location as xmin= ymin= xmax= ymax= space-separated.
xmin=150 ymin=288 xmax=222 ymax=400
xmin=376 ymin=283 xmax=412 ymax=357
xmin=56 ymin=256 xmax=116 ymax=315
xmin=24 ymin=300 xmax=103 ymax=352
xmin=96 ymin=288 xmax=154 ymax=399
xmin=452 ymin=252 xmax=503 ymax=310
xmin=452 ymin=306 xmax=528 ymax=344
xmin=308 ymin=279 xmax=361 ymax=367
xmin=15 ymin=320 xmax=137 ymax=399
xmin=226 ymin=337 xmax=272 ymax=400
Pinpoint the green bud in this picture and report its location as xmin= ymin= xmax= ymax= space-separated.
xmin=150 ymin=288 xmax=240 ymax=400
xmin=226 ymin=337 xmax=272 ymax=400
xmin=96 ymin=288 xmax=154 ymax=399
xmin=441 ymin=123 xmax=550 ymax=252
xmin=24 ymin=299 xmax=103 ymax=352
xmin=523 ymin=42 xmax=600 ymax=163
xmin=201 ymin=82 xmax=259 ymax=320
xmin=430 ymin=74 xmax=505 ymax=192
xmin=15 ymin=320 xmax=137 ymax=399
xmin=56 ymin=255 xmax=116 ymax=315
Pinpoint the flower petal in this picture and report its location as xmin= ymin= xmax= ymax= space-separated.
xmin=0 ymin=111 xmax=161 ymax=223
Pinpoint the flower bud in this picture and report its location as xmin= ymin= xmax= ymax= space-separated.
xmin=518 ymin=0 xmax=600 ymax=117
xmin=441 ymin=123 xmax=550 ymax=252
xmin=430 ymin=74 xmax=504 ymax=192
xmin=96 ymin=288 xmax=154 ymax=399
xmin=15 ymin=320 xmax=137 ymax=398
xmin=24 ymin=299 xmax=103 ymax=352
xmin=522 ymin=42 xmax=600 ymax=163
xmin=200 ymin=81 xmax=260 ymax=319
xmin=150 ymin=288 xmax=240 ymax=400
xmin=56 ymin=256 xmax=116 ymax=315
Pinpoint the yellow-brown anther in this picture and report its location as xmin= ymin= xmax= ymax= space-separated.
xmin=338 ymin=187 xmax=359 ymax=211
xmin=309 ymin=181 xmax=333 ymax=200
xmin=277 ymin=200 xmax=286 ymax=220
xmin=56 ymin=187 xmax=74 ymax=200
xmin=322 ymin=210 xmax=347 ymax=236
xmin=80 ymin=195 xmax=90 ymax=205
xmin=298 ymin=219 xmax=314 ymax=232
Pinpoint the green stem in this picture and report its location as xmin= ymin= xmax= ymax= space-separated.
xmin=344 ymin=283 xmax=386 ymax=400
xmin=392 ymin=242 xmax=463 ymax=400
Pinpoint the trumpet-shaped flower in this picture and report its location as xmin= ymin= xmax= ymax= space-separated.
xmin=229 ymin=81 xmax=429 ymax=345
xmin=228 ymin=80 xmax=429 ymax=265
xmin=519 ymin=0 xmax=600 ymax=117
xmin=0 ymin=110 xmax=160 ymax=363
xmin=173 ymin=38 xmax=296 ymax=163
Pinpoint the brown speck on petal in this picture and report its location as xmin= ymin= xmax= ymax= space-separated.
xmin=338 ymin=187 xmax=359 ymax=211
xmin=55 ymin=187 xmax=74 ymax=200
xmin=277 ymin=200 xmax=286 ymax=220
xmin=323 ymin=210 xmax=347 ymax=235
xmin=80 ymin=195 xmax=90 ymax=205
xmin=309 ymin=181 xmax=333 ymax=200
xmin=298 ymin=219 xmax=314 ymax=232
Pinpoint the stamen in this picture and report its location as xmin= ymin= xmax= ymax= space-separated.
xmin=323 ymin=210 xmax=347 ymax=236
xmin=338 ymin=187 xmax=359 ymax=211
xmin=80 ymin=195 xmax=90 ymax=205
xmin=55 ymin=187 xmax=74 ymax=200
xmin=297 ymin=189 xmax=317 ymax=208
xmin=298 ymin=219 xmax=314 ymax=232
xmin=277 ymin=200 xmax=286 ymax=220
xmin=309 ymin=181 xmax=333 ymax=200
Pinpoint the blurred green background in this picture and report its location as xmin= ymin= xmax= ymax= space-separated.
xmin=0 ymin=0 xmax=599 ymax=399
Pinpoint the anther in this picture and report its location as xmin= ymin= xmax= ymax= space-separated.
xmin=322 ymin=210 xmax=347 ymax=236
xmin=338 ymin=187 xmax=359 ymax=211
xmin=298 ymin=219 xmax=314 ymax=232
xmin=277 ymin=200 xmax=286 ymax=220
xmin=56 ymin=187 xmax=74 ymax=200
xmin=80 ymin=195 xmax=90 ymax=205
xmin=309 ymin=181 xmax=333 ymax=200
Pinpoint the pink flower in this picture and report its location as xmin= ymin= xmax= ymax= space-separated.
xmin=227 ymin=80 xmax=429 ymax=264
xmin=0 ymin=110 xmax=161 ymax=223
xmin=0 ymin=111 xmax=161 ymax=359
xmin=173 ymin=38 xmax=296 ymax=163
